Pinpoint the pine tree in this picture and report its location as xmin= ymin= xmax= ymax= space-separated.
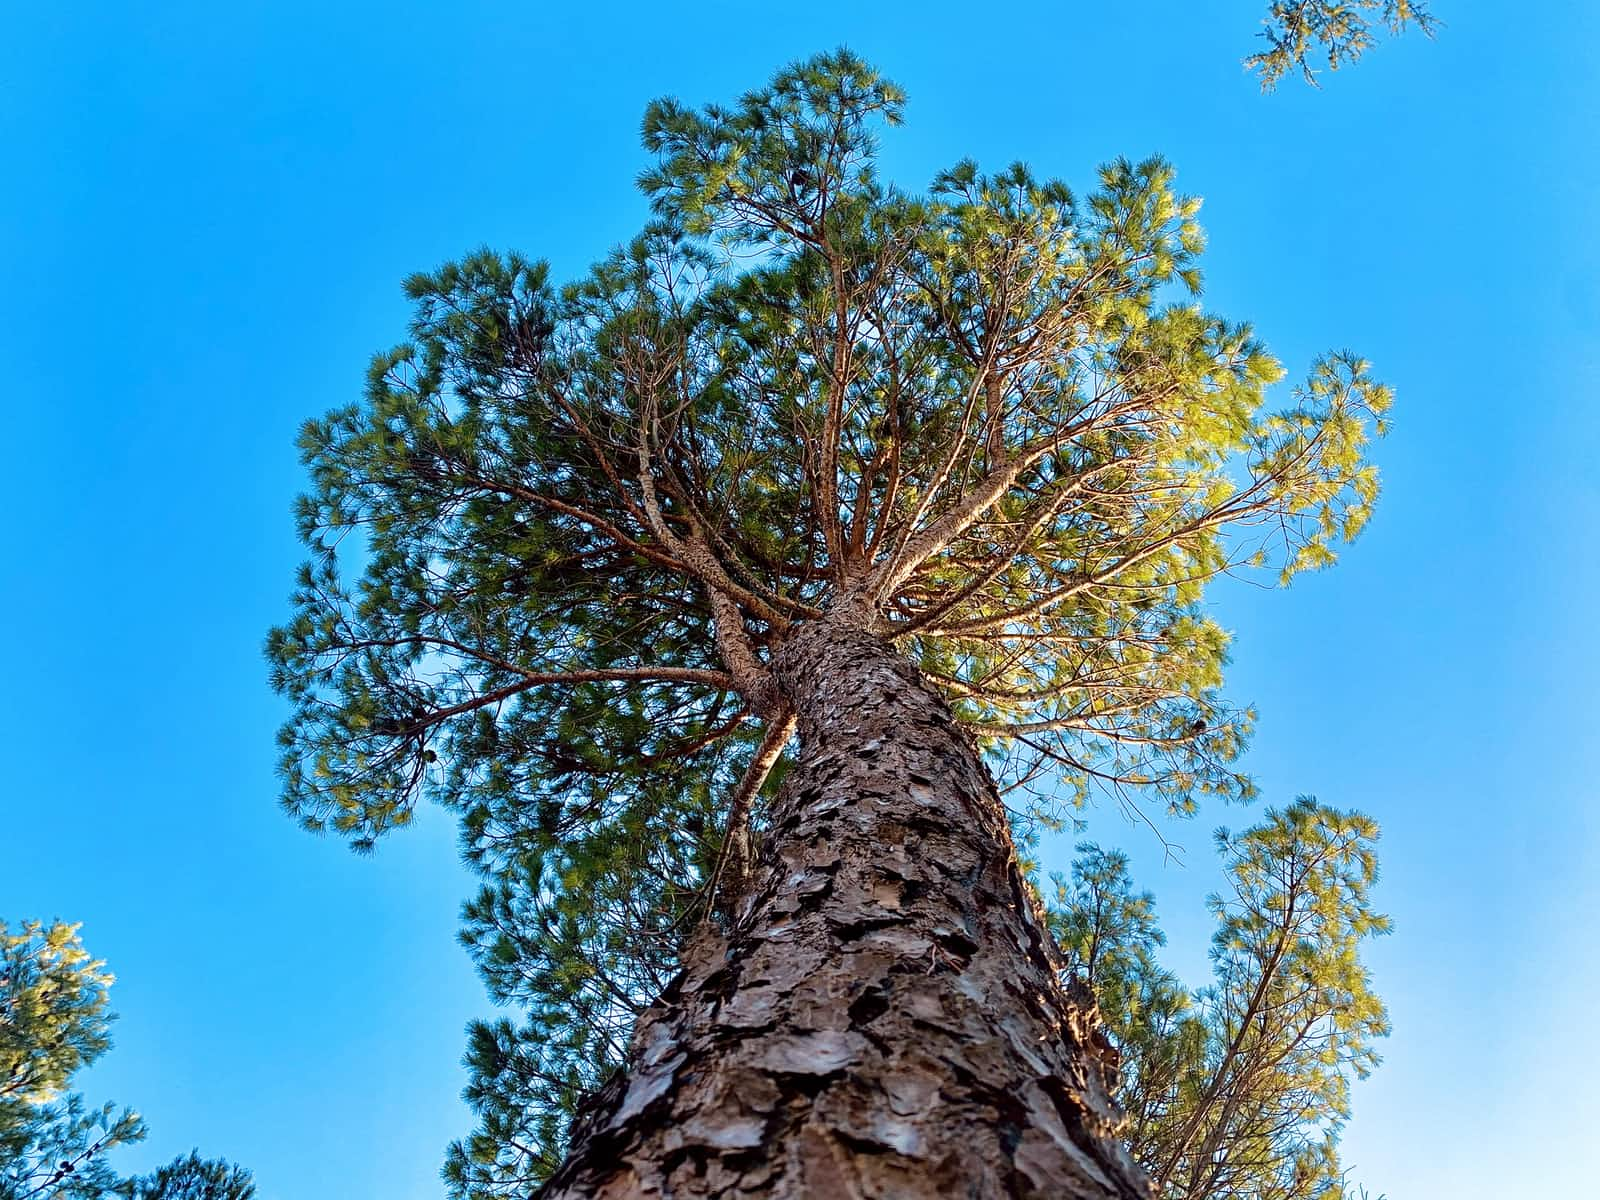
xmin=117 ymin=1151 xmax=255 ymax=1200
xmin=1 ymin=920 xmax=144 ymax=1200
xmin=1050 ymin=800 xmax=1391 ymax=1200
xmin=270 ymin=50 xmax=1388 ymax=1197
xmin=0 ymin=922 xmax=253 ymax=1200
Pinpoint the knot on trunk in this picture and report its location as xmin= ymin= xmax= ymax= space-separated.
xmin=710 ymin=822 xmax=759 ymax=923
xmin=1065 ymin=972 xmax=1125 ymax=1099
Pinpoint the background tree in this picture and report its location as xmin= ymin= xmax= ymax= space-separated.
xmin=1249 ymin=1 xmax=1439 ymax=88
xmin=1 ymin=919 xmax=144 ymax=1200
xmin=270 ymin=50 xmax=1387 ymax=1196
xmin=117 ymin=1152 xmax=255 ymax=1200
xmin=0 ymin=921 xmax=253 ymax=1200
xmin=1049 ymin=799 xmax=1391 ymax=1200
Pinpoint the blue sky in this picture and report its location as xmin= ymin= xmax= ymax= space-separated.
xmin=3 ymin=2 xmax=1596 ymax=1196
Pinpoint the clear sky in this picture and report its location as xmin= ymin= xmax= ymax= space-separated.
xmin=3 ymin=2 xmax=1597 ymax=1196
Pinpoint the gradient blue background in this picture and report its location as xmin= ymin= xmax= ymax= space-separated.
xmin=4 ymin=2 xmax=1596 ymax=1195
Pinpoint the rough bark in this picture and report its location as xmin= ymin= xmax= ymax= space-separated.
xmin=539 ymin=616 xmax=1152 ymax=1199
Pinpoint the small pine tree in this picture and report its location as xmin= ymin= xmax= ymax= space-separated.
xmin=117 ymin=1152 xmax=255 ymax=1200
xmin=1 ymin=922 xmax=253 ymax=1200
xmin=1050 ymin=799 xmax=1391 ymax=1200
xmin=1 ymin=920 xmax=145 ymax=1200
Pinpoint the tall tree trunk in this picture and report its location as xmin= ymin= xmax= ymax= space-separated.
xmin=539 ymin=615 xmax=1151 ymax=1199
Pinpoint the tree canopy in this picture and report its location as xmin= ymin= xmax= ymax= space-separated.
xmin=267 ymin=50 xmax=1389 ymax=1194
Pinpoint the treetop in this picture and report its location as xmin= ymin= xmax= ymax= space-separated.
xmin=270 ymin=50 xmax=1390 ymax=862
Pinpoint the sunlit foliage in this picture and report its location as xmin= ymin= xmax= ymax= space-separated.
xmin=1 ymin=920 xmax=144 ymax=1200
xmin=1249 ymin=1 xmax=1438 ymax=88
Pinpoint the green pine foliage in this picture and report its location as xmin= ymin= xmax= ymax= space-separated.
xmin=0 ymin=922 xmax=253 ymax=1200
xmin=266 ymin=52 xmax=1390 ymax=1194
xmin=1 ymin=920 xmax=145 ymax=1200
xmin=1249 ymin=1 xmax=1438 ymax=87
xmin=1049 ymin=799 xmax=1391 ymax=1200
xmin=116 ymin=1152 xmax=255 ymax=1200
